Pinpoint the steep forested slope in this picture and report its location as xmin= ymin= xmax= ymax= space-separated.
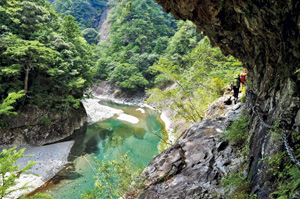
xmin=46 ymin=0 xmax=107 ymax=44
xmin=0 ymin=0 xmax=92 ymax=145
xmin=0 ymin=0 xmax=93 ymax=110
xmin=50 ymin=0 xmax=107 ymax=30
xmin=94 ymin=0 xmax=178 ymax=91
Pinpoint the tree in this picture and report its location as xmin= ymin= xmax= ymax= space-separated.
xmin=81 ymin=151 xmax=142 ymax=199
xmin=4 ymin=36 xmax=58 ymax=94
xmin=0 ymin=0 xmax=93 ymax=110
xmin=82 ymin=28 xmax=99 ymax=44
xmin=165 ymin=21 xmax=203 ymax=64
xmin=109 ymin=63 xmax=149 ymax=91
xmin=147 ymin=37 xmax=242 ymax=123
xmin=62 ymin=15 xmax=82 ymax=39
xmin=1 ymin=1 xmax=51 ymax=40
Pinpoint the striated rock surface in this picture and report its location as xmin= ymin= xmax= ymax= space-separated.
xmin=154 ymin=0 xmax=300 ymax=197
xmin=133 ymin=96 xmax=244 ymax=199
xmin=98 ymin=8 xmax=111 ymax=41
xmin=4 ymin=141 xmax=74 ymax=199
xmin=0 ymin=103 xmax=86 ymax=146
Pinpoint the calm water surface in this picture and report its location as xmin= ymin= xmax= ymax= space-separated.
xmin=42 ymin=100 xmax=167 ymax=199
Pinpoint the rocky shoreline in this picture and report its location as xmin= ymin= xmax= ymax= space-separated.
xmin=88 ymin=82 xmax=175 ymax=142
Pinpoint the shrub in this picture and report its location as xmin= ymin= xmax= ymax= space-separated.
xmin=0 ymin=147 xmax=50 ymax=199
xmin=40 ymin=115 xmax=52 ymax=126
xmin=81 ymin=150 xmax=143 ymax=199
xmin=223 ymin=115 xmax=251 ymax=147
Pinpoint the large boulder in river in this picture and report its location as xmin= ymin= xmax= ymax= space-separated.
xmin=0 ymin=103 xmax=87 ymax=146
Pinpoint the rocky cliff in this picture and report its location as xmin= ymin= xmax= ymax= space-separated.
xmin=0 ymin=104 xmax=86 ymax=146
xmin=130 ymin=95 xmax=244 ymax=198
xmin=145 ymin=0 xmax=300 ymax=197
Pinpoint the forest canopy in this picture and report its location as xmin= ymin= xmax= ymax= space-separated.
xmin=0 ymin=0 xmax=94 ymax=111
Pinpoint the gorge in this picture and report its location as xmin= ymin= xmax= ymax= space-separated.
xmin=1 ymin=0 xmax=300 ymax=198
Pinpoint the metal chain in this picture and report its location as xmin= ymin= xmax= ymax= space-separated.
xmin=248 ymin=90 xmax=300 ymax=167
xmin=248 ymin=91 xmax=275 ymax=129
xmin=282 ymin=128 xmax=300 ymax=167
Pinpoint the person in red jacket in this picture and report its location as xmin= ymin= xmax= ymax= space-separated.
xmin=240 ymin=69 xmax=247 ymax=88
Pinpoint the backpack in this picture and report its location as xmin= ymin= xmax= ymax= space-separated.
xmin=232 ymin=78 xmax=240 ymax=87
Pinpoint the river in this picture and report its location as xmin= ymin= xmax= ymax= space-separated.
xmin=39 ymin=99 xmax=167 ymax=199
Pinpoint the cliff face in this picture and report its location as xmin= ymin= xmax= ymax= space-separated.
xmin=151 ymin=0 xmax=300 ymax=197
xmin=0 ymin=104 xmax=87 ymax=146
xmin=133 ymin=96 xmax=244 ymax=199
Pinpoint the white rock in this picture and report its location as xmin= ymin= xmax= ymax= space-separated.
xmin=4 ymin=141 xmax=74 ymax=199
xmin=82 ymin=98 xmax=123 ymax=123
xmin=117 ymin=113 xmax=139 ymax=124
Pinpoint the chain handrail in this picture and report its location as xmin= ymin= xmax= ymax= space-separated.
xmin=248 ymin=90 xmax=300 ymax=167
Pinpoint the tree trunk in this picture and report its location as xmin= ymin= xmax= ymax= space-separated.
xmin=154 ymin=0 xmax=300 ymax=197
xmin=24 ymin=63 xmax=31 ymax=94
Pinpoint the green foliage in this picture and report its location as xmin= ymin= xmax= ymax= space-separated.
xmin=222 ymin=135 xmax=256 ymax=199
xmin=0 ymin=0 xmax=94 ymax=111
xmin=81 ymin=151 xmax=143 ymax=199
xmin=271 ymin=166 xmax=300 ymax=198
xmin=240 ymin=94 xmax=246 ymax=103
xmin=109 ymin=63 xmax=149 ymax=91
xmin=82 ymin=28 xmax=99 ymax=44
xmin=0 ymin=147 xmax=36 ymax=199
xmin=63 ymin=15 xmax=82 ymax=39
xmin=222 ymin=133 xmax=253 ymax=198
xmin=223 ymin=115 xmax=251 ymax=146
xmin=222 ymin=170 xmax=252 ymax=199
xmin=93 ymin=0 xmax=177 ymax=91
xmin=40 ymin=115 xmax=52 ymax=126
xmin=51 ymin=0 xmax=107 ymax=30
xmin=153 ymin=73 xmax=172 ymax=88
xmin=0 ymin=91 xmax=24 ymax=116
xmin=270 ymin=122 xmax=281 ymax=141
xmin=223 ymin=176 xmax=258 ymax=199
xmin=165 ymin=21 xmax=203 ymax=64
xmin=21 ymin=193 xmax=52 ymax=199
xmin=265 ymin=130 xmax=300 ymax=198
xmin=147 ymin=37 xmax=243 ymax=125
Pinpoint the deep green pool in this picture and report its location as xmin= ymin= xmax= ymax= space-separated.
xmin=41 ymin=100 xmax=167 ymax=199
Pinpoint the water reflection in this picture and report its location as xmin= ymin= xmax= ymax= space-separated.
xmin=41 ymin=100 xmax=167 ymax=199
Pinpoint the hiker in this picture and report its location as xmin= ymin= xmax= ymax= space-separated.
xmin=240 ymin=69 xmax=247 ymax=88
xmin=231 ymin=74 xmax=241 ymax=104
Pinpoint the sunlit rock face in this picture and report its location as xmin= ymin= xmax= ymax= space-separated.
xmin=153 ymin=0 xmax=300 ymax=197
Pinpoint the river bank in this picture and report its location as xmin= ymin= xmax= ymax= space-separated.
xmin=88 ymin=81 xmax=177 ymax=143
xmin=38 ymin=95 xmax=167 ymax=199
xmin=1 ymin=82 xmax=173 ymax=198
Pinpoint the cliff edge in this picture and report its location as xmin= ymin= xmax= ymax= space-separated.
xmin=130 ymin=95 xmax=245 ymax=198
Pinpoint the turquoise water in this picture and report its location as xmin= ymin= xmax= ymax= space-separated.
xmin=41 ymin=100 xmax=166 ymax=199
